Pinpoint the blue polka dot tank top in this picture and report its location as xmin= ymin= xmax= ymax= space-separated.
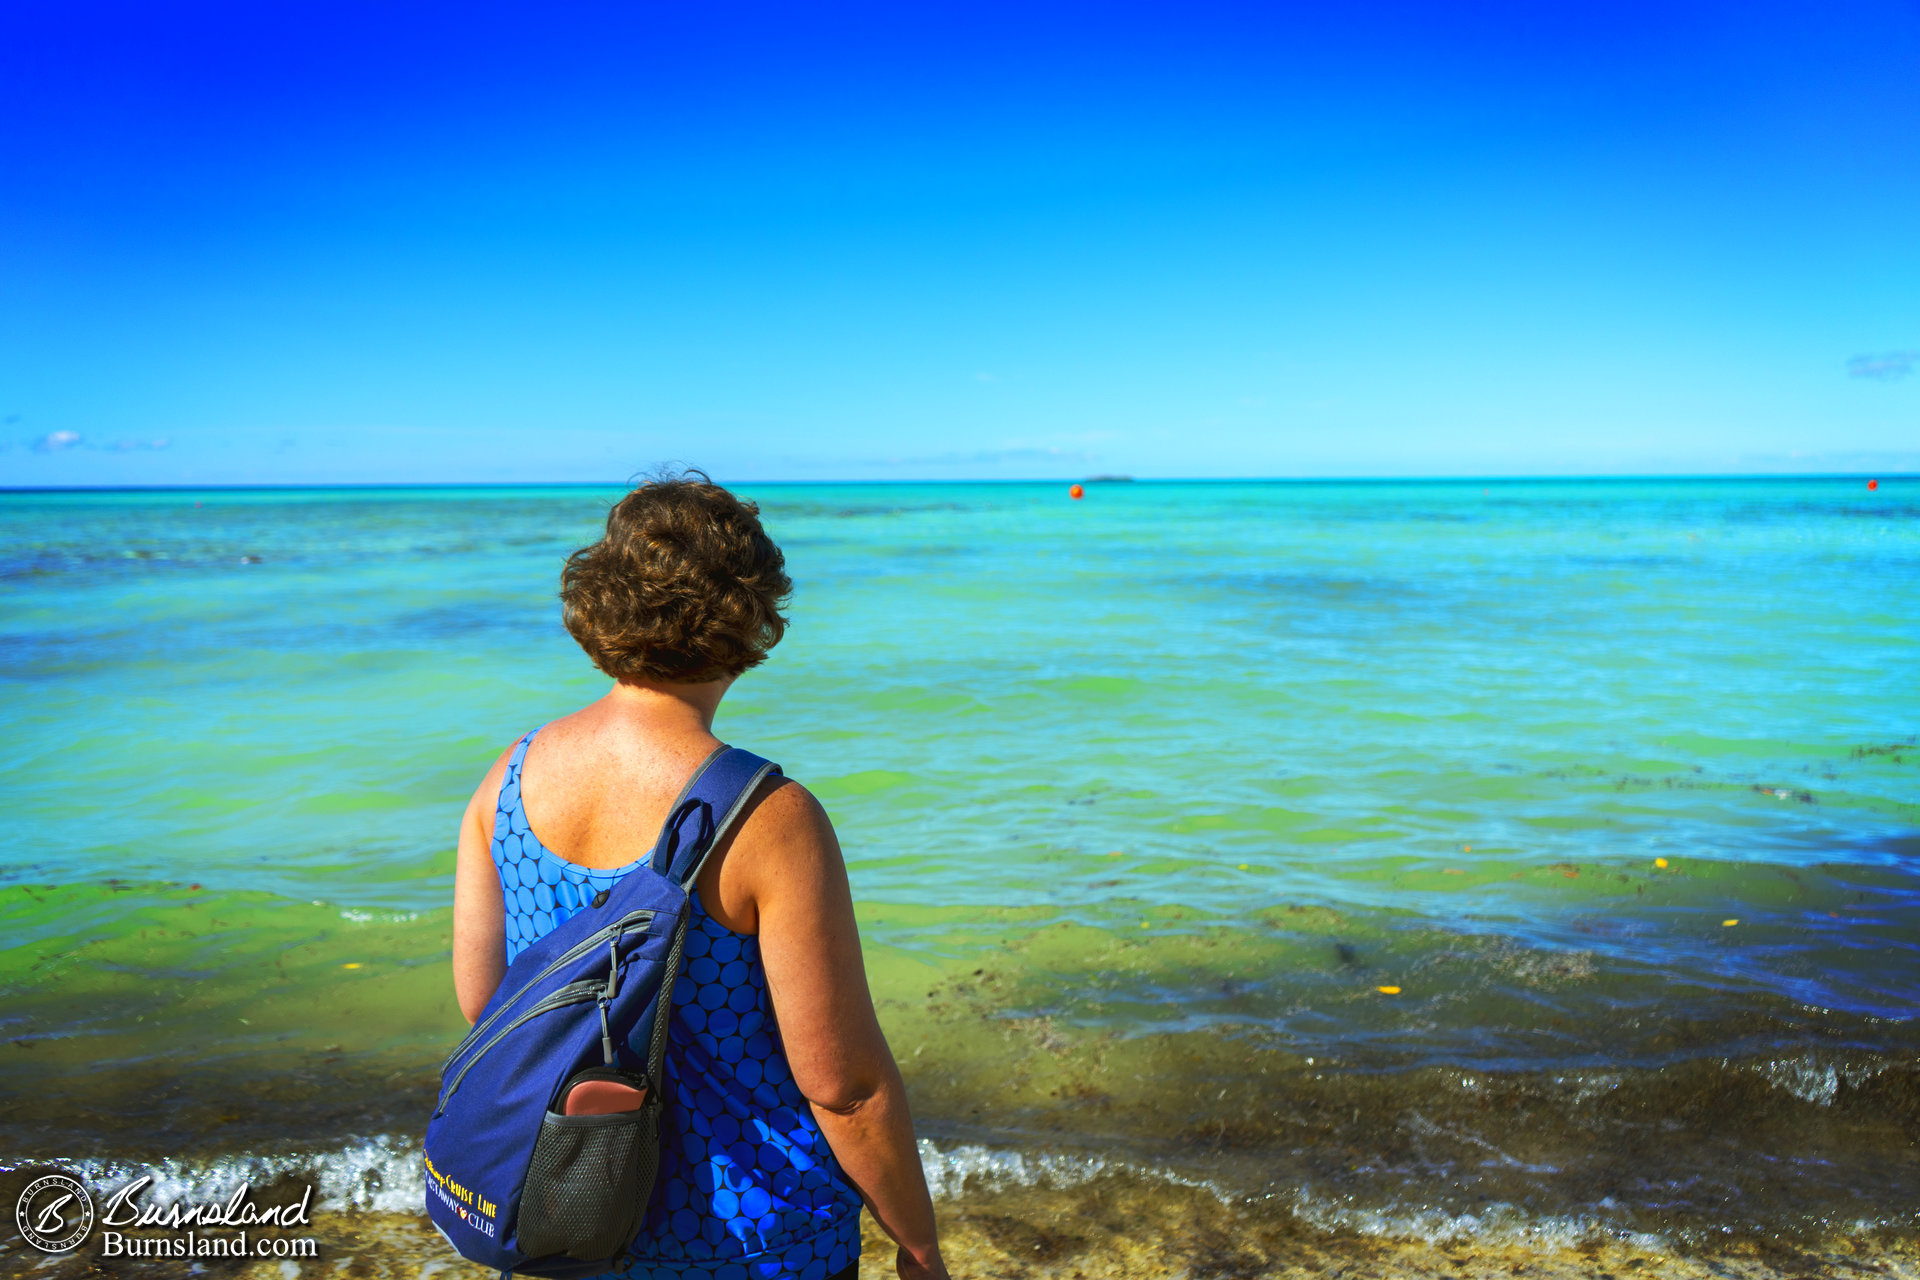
xmin=492 ymin=730 xmax=865 ymax=1280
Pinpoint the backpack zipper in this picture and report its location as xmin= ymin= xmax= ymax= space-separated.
xmin=442 ymin=908 xmax=657 ymax=1073
xmin=435 ymin=979 xmax=605 ymax=1114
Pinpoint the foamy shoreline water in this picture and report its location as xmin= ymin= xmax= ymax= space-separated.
xmin=30 ymin=1137 xmax=1139 ymax=1220
xmin=8 ymin=1132 xmax=1917 ymax=1280
xmin=0 ymin=1133 xmax=1722 ymax=1250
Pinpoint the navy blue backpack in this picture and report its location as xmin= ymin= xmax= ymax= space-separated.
xmin=424 ymin=746 xmax=780 ymax=1277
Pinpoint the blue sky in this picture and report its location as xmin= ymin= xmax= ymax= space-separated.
xmin=2 ymin=1 xmax=1917 ymax=485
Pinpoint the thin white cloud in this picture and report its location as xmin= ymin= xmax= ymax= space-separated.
xmin=887 ymin=445 xmax=1097 ymax=466
xmin=1847 ymin=351 xmax=1919 ymax=380
xmin=23 ymin=430 xmax=169 ymax=454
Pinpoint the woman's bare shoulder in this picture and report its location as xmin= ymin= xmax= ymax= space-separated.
xmin=703 ymin=774 xmax=841 ymax=931
xmin=740 ymin=774 xmax=836 ymax=849
xmin=463 ymin=737 xmax=526 ymax=838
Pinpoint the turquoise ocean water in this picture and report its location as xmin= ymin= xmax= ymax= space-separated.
xmin=2 ymin=478 xmax=1917 ymax=1250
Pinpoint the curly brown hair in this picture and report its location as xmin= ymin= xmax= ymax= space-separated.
xmin=560 ymin=470 xmax=792 ymax=683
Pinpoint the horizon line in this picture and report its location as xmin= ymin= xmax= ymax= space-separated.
xmin=0 ymin=471 xmax=1911 ymax=495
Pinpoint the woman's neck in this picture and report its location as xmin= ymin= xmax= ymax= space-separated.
xmin=604 ymin=674 xmax=733 ymax=733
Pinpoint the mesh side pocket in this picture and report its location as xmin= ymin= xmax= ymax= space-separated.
xmin=516 ymin=1102 xmax=660 ymax=1262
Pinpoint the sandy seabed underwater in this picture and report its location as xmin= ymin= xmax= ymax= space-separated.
xmin=2 ymin=478 xmax=1917 ymax=1276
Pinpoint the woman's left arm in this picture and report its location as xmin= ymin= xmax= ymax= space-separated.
xmin=740 ymin=783 xmax=949 ymax=1280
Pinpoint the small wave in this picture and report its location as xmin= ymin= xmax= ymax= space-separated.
xmin=338 ymin=909 xmax=422 ymax=924
xmin=31 ymin=1136 xmax=1149 ymax=1219
xmin=914 ymin=1138 xmax=1226 ymax=1202
xmin=1748 ymin=1053 xmax=1892 ymax=1106
xmin=1402 ymin=1112 xmax=1560 ymax=1173
xmin=916 ymin=1139 xmax=1110 ymax=1198
xmin=1289 ymin=1186 xmax=1667 ymax=1251
xmin=28 ymin=1134 xmax=426 ymax=1216
xmin=1551 ymin=1069 xmax=1624 ymax=1102
xmin=24 ymin=1135 xmax=1223 ymax=1222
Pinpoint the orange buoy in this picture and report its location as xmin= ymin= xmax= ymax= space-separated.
xmin=1868 ymin=479 xmax=1879 ymax=490
xmin=1069 ymin=484 xmax=1085 ymax=500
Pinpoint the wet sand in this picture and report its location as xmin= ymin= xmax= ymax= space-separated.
xmin=6 ymin=1190 xmax=1915 ymax=1280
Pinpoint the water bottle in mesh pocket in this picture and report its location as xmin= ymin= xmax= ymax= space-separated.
xmin=516 ymin=1072 xmax=661 ymax=1262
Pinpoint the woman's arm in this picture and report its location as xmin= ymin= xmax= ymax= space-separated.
xmin=451 ymin=744 xmax=515 ymax=1024
xmin=737 ymin=783 xmax=949 ymax=1280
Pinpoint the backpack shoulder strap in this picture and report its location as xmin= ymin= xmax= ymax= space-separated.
xmin=636 ymin=746 xmax=781 ymax=1088
xmin=647 ymin=746 xmax=783 ymax=888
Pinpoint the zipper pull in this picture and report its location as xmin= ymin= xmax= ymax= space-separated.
xmin=599 ymin=925 xmax=623 ymax=1065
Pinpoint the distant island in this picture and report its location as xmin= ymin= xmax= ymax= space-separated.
xmin=1083 ymin=474 xmax=1135 ymax=483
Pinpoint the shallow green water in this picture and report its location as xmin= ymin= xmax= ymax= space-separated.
xmin=2 ymin=479 xmax=1917 ymax=1243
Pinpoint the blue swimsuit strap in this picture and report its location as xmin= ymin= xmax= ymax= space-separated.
xmin=506 ymin=729 xmax=536 ymax=777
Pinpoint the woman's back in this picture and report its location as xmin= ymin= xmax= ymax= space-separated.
xmin=512 ymin=703 xmax=728 ymax=879
xmin=451 ymin=472 xmax=947 ymax=1280
xmin=488 ymin=715 xmax=863 ymax=1278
